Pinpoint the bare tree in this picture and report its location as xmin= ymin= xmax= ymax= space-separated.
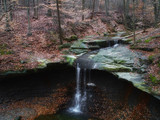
xmin=33 ymin=0 xmax=39 ymax=19
xmin=82 ymin=0 xmax=85 ymax=20
xmin=56 ymin=0 xmax=63 ymax=44
xmin=105 ymin=0 xmax=109 ymax=16
xmin=27 ymin=0 xmax=32 ymax=36
xmin=4 ymin=0 xmax=11 ymax=31
xmin=91 ymin=0 xmax=95 ymax=19
xmin=133 ymin=0 xmax=136 ymax=44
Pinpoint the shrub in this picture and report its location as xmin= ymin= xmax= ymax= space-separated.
xmin=148 ymin=55 xmax=154 ymax=63
xmin=149 ymin=74 xmax=160 ymax=84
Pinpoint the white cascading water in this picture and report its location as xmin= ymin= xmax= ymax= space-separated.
xmin=69 ymin=64 xmax=87 ymax=113
xmin=69 ymin=63 xmax=82 ymax=113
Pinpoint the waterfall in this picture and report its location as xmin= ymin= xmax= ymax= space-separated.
xmin=69 ymin=64 xmax=88 ymax=113
xmin=114 ymin=40 xmax=119 ymax=47
xmin=69 ymin=63 xmax=82 ymax=113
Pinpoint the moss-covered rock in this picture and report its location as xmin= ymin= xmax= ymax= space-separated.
xmin=63 ymin=55 xmax=76 ymax=65
xmin=65 ymin=35 xmax=78 ymax=42
xmin=102 ymin=64 xmax=132 ymax=72
xmin=37 ymin=59 xmax=51 ymax=68
xmin=70 ymin=49 xmax=88 ymax=54
xmin=0 ymin=44 xmax=13 ymax=55
xmin=58 ymin=43 xmax=71 ymax=50
xmin=71 ymin=41 xmax=88 ymax=49
xmin=82 ymin=39 xmax=107 ymax=47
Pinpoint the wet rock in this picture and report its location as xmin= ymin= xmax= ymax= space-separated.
xmin=82 ymin=39 xmax=107 ymax=48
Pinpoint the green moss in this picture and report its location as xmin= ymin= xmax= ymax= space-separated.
xmin=0 ymin=44 xmax=8 ymax=49
xmin=130 ymin=44 xmax=136 ymax=49
xmin=149 ymin=74 xmax=160 ymax=85
xmin=114 ymin=60 xmax=126 ymax=64
xmin=136 ymin=39 xmax=142 ymax=43
xmin=145 ymin=38 xmax=151 ymax=43
xmin=65 ymin=35 xmax=78 ymax=42
xmin=103 ymin=32 xmax=108 ymax=37
xmin=102 ymin=64 xmax=132 ymax=72
xmin=58 ymin=43 xmax=71 ymax=50
xmin=64 ymin=55 xmax=76 ymax=65
xmin=144 ymin=35 xmax=160 ymax=44
xmin=158 ymin=62 xmax=160 ymax=68
xmin=62 ymin=50 xmax=70 ymax=54
xmin=151 ymin=35 xmax=160 ymax=39
xmin=148 ymin=55 xmax=154 ymax=63
xmin=0 ymin=49 xmax=13 ymax=55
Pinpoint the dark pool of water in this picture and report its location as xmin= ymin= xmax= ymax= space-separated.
xmin=1 ymin=64 xmax=160 ymax=120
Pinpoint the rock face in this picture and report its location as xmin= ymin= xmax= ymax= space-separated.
xmin=70 ymin=44 xmax=158 ymax=99
xmin=64 ymin=33 xmax=153 ymax=99
xmin=90 ymin=46 xmax=152 ymax=95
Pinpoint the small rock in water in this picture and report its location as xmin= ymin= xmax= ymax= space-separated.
xmin=87 ymin=83 xmax=96 ymax=87
xmin=114 ymin=44 xmax=119 ymax=47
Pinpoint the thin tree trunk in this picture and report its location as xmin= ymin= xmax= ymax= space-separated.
xmin=9 ymin=0 xmax=13 ymax=21
xmin=27 ymin=0 xmax=32 ymax=36
xmin=123 ymin=0 xmax=127 ymax=28
xmin=82 ymin=0 xmax=85 ymax=20
xmin=158 ymin=0 xmax=160 ymax=21
xmin=36 ymin=0 xmax=39 ymax=19
xmin=56 ymin=0 xmax=63 ymax=44
xmin=133 ymin=0 xmax=136 ymax=44
xmin=91 ymin=0 xmax=95 ymax=19
xmin=0 ymin=0 xmax=3 ymax=13
xmin=105 ymin=0 xmax=109 ymax=16
xmin=126 ymin=0 xmax=129 ymax=15
xmin=4 ymin=0 xmax=10 ymax=31
xmin=153 ymin=0 xmax=158 ymax=26
xmin=142 ymin=0 xmax=146 ymax=32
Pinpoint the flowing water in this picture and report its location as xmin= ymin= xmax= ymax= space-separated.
xmin=69 ymin=64 xmax=88 ymax=113
xmin=69 ymin=63 xmax=82 ymax=113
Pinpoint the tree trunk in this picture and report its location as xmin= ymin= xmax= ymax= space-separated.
xmin=27 ymin=0 xmax=32 ymax=36
xmin=133 ymin=0 xmax=136 ymax=44
xmin=126 ymin=0 xmax=129 ymax=15
xmin=4 ymin=0 xmax=11 ymax=31
xmin=91 ymin=0 xmax=95 ymax=19
xmin=33 ymin=0 xmax=38 ymax=19
xmin=82 ymin=0 xmax=85 ymax=20
xmin=158 ymin=0 xmax=160 ymax=21
xmin=56 ymin=0 xmax=63 ymax=44
xmin=142 ymin=0 xmax=146 ymax=32
xmin=9 ymin=0 xmax=13 ymax=21
xmin=123 ymin=0 xmax=127 ymax=28
xmin=153 ymin=0 xmax=158 ymax=26
xmin=105 ymin=0 xmax=109 ymax=16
